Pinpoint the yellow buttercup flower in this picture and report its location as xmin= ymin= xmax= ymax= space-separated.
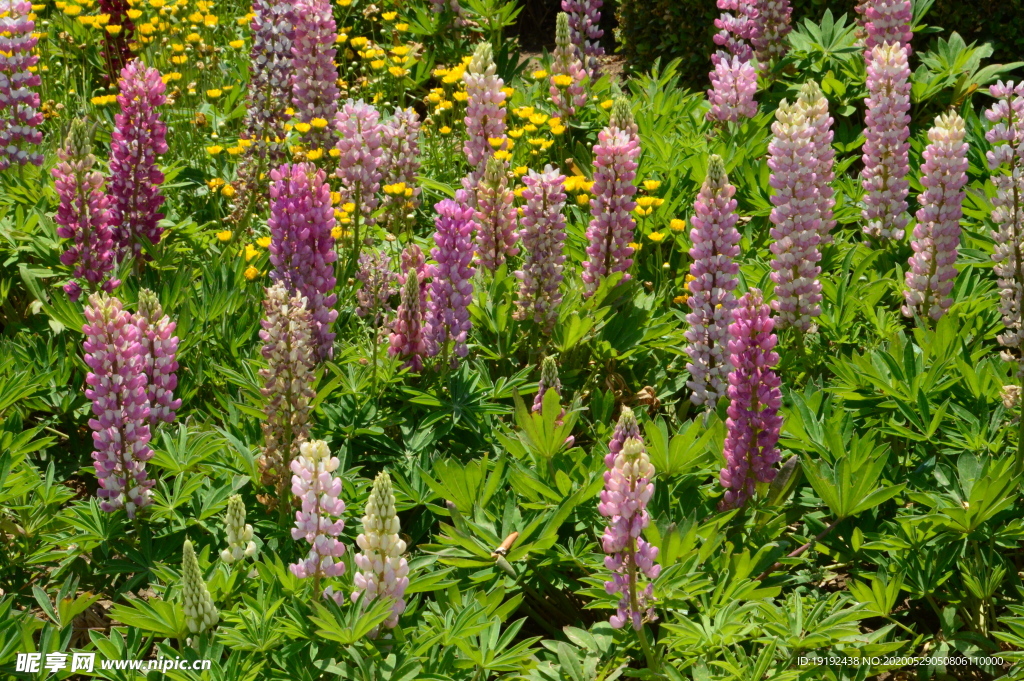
xmin=306 ymin=148 xmax=324 ymax=160
xmin=493 ymin=150 xmax=512 ymax=161
xmin=105 ymin=23 xmax=122 ymax=33
xmin=206 ymin=145 xmax=223 ymax=155
xmin=207 ymin=89 xmax=222 ymax=98
xmin=529 ymin=113 xmax=548 ymax=126
xmin=294 ymin=122 xmax=312 ymax=133
xmin=382 ymin=10 xmax=396 ymax=20
xmin=670 ymin=219 xmax=686 ymax=232
xmin=531 ymin=69 xmax=548 ymax=79
xmin=229 ymin=39 xmax=244 ymax=48
xmin=513 ymin=166 xmax=528 ymax=177
xmin=636 ymin=196 xmax=661 ymax=208
xmin=221 ymin=184 xmax=236 ymax=197
xmin=395 ymin=23 xmax=408 ymax=31
xmin=256 ymin=236 xmax=271 ymax=248
xmin=673 ymin=295 xmax=688 ymax=305
xmin=243 ymin=244 xmax=259 ymax=261
xmin=439 ymin=126 xmax=452 ymax=135
xmin=549 ymin=124 xmax=566 ymax=135
xmin=643 ymin=180 xmax=661 ymax=191
xmin=576 ymin=194 xmax=591 ymax=206
xmin=331 ymin=225 xmax=344 ymax=239
xmin=647 ymin=231 xmax=665 ymax=242
xmin=600 ymin=99 xmax=614 ymax=110
xmin=552 ymin=74 xmax=574 ymax=87
xmin=389 ymin=66 xmax=408 ymax=77
xmin=244 ymin=266 xmax=261 ymax=280
xmin=629 ymin=242 xmax=641 ymax=251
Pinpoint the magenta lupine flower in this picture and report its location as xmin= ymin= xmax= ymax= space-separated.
xmin=335 ymin=99 xmax=384 ymax=251
xmin=582 ymin=101 xmax=641 ymax=297
xmin=462 ymin=42 xmax=507 ymax=193
xmin=381 ymin=108 xmax=423 ymax=227
xmin=706 ymin=54 xmax=758 ymax=123
xmin=514 ymin=165 xmax=568 ymax=332
xmin=550 ymin=13 xmax=588 ymax=120
xmin=985 ymin=82 xmax=1024 ymax=375
xmin=903 ymin=112 xmax=968 ymax=321
xmin=767 ymin=97 xmax=823 ymax=331
xmin=599 ymin=408 xmax=659 ymax=630
xmin=245 ymin=0 xmax=294 ymax=160
xmin=268 ymin=162 xmax=338 ymax=362
xmin=389 ymin=268 xmax=429 ymax=372
xmin=857 ymin=0 xmax=912 ymax=53
xmin=799 ymin=81 xmax=836 ymax=244
xmin=713 ymin=0 xmax=758 ymax=63
xmin=425 ymin=195 xmax=476 ymax=365
xmin=108 ymin=59 xmax=168 ymax=258
xmin=53 ymin=120 xmax=119 ymax=302
xmin=719 ymin=289 xmax=782 ymax=509
xmin=399 ymin=242 xmax=428 ymax=293
xmin=561 ymin=0 xmax=603 ymax=77
xmin=134 ymin=289 xmax=180 ymax=427
xmin=291 ymin=0 xmax=339 ymax=150
xmin=686 ymin=155 xmax=741 ymax=407
xmin=475 ymin=156 xmax=519 ymax=273
xmin=83 ymin=293 xmax=154 ymax=518
xmin=752 ymin=0 xmax=792 ymax=67
xmin=355 ymin=250 xmax=398 ymax=327
xmin=352 ymin=471 xmax=409 ymax=633
xmin=861 ymin=42 xmax=911 ymax=240
xmin=0 ymin=0 xmax=43 ymax=170
xmin=289 ymin=439 xmax=347 ymax=600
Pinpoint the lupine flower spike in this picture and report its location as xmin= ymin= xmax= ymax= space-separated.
xmin=582 ymin=99 xmax=641 ymax=297
xmin=257 ymin=284 xmax=316 ymax=500
xmin=389 ymin=268 xmax=429 ymax=372
xmin=0 ymin=0 xmax=43 ymax=170
xmin=719 ymin=289 xmax=783 ymax=509
xmin=53 ymin=119 xmax=119 ymax=301
xmin=798 ymin=81 xmax=836 ymax=244
xmin=713 ymin=0 xmax=758 ymax=63
xmin=857 ymin=0 xmax=912 ymax=53
xmin=335 ymin=99 xmax=384 ymax=264
xmin=561 ymin=0 xmax=603 ymax=77
xmin=462 ymin=42 xmax=508 ymax=196
xmin=108 ymin=59 xmax=168 ymax=259
xmin=706 ymin=55 xmax=758 ymax=123
xmin=133 ymin=289 xmax=181 ymax=427
xmin=686 ymin=155 xmax=741 ymax=406
xmin=752 ymin=0 xmax=792 ymax=68
xmin=903 ymin=112 xmax=968 ymax=321
xmin=290 ymin=0 xmax=340 ymax=151
xmin=221 ymin=494 xmax=258 ymax=564
xmin=426 ymin=196 xmax=476 ymax=366
xmin=861 ymin=42 xmax=911 ymax=241
xmin=514 ymin=165 xmax=568 ymax=332
xmin=182 ymin=540 xmax=219 ymax=634
xmin=355 ymin=250 xmax=398 ymax=328
xmin=550 ymin=13 xmax=588 ymax=121
xmin=245 ymin=0 xmax=294 ymax=161
xmin=533 ymin=356 xmax=575 ymax=447
xmin=475 ymin=156 xmax=520 ymax=274
xmin=352 ymin=471 xmax=410 ymax=634
xmin=985 ymin=82 xmax=1024 ymax=375
xmin=289 ymin=440 xmax=347 ymax=601
xmin=83 ymin=293 xmax=153 ymax=518
xmin=268 ymin=162 xmax=338 ymax=362
xmin=381 ymin=108 xmax=423 ymax=230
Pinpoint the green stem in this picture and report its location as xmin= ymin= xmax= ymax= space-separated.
xmin=637 ymin=624 xmax=660 ymax=673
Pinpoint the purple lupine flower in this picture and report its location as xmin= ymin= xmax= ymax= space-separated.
xmin=713 ymin=0 xmax=758 ymax=63
xmin=752 ymin=0 xmax=792 ymax=67
xmin=268 ymin=162 xmax=339 ymax=362
xmin=582 ymin=100 xmax=641 ymax=297
xmin=799 ymin=81 xmax=836 ymax=244
xmin=289 ymin=439 xmax=347 ymax=601
xmin=0 ymin=0 xmax=43 ymax=170
xmin=768 ymin=96 xmax=822 ymax=331
xmin=550 ymin=12 xmax=588 ymax=120
xmin=474 ymin=156 xmax=519 ymax=273
xmin=429 ymin=0 xmax=468 ymax=26
xmin=355 ymin=250 xmax=398 ymax=327
xmin=258 ymin=284 xmax=316 ymax=498
xmin=903 ymin=112 xmax=968 ymax=321
xmin=598 ymin=409 xmax=659 ymax=630
xmin=291 ymin=0 xmax=339 ymax=150
xmin=985 ymin=82 xmax=1024 ymax=375
xmin=686 ymin=155 xmax=741 ymax=407
xmin=861 ymin=42 xmax=911 ymax=241
xmin=108 ymin=59 xmax=168 ymax=259
xmin=425 ymin=195 xmax=476 ymax=365
xmin=857 ymin=0 xmax=912 ymax=53
xmin=605 ymin=406 xmax=641 ymax=469
xmin=719 ymin=288 xmax=783 ymax=509
xmin=53 ymin=120 xmax=119 ymax=302
xmin=381 ymin=108 xmax=423 ymax=228
xmin=388 ymin=268 xmax=429 ymax=372
xmin=514 ymin=165 xmax=568 ymax=332
xmin=706 ymin=55 xmax=758 ymax=123
xmin=133 ymin=289 xmax=181 ymax=427
xmin=245 ymin=0 xmax=294 ymax=160
xmin=335 ymin=99 xmax=385 ymax=255
xmin=352 ymin=471 xmax=409 ymax=633
xmin=83 ymin=292 xmax=153 ymax=518
xmin=462 ymin=42 xmax=507 ymax=193
xmin=561 ymin=0 xmax=603 ymax=77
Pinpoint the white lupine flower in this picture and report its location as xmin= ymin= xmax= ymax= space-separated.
xmin=352 ymin=471 xmax=410 ymax=633
xmin=220 ymin=494 xmax=258 ymax=564
xmin=181 ymin=540 xmax=219 ymax=634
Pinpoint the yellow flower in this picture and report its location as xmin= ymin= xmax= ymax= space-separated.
xmin=382 ymin=10 xmax=396 ymax=20
xmin=501 ymin=87 xmax=514 ymax=98
xmin=206 ymin=145 xmax=223 ymax=155
xmin=243 ymin=244 xmax=259 ymax=261
xmin=171 ymin=54 xmax=188 ymax=64
xmin=294 ymin=122 xmax=312 ymax=133
xmin=256 ymin=236 xmax=271 ymax=248
xmin=508 ymin=128 xmax=524 ymax=139
xmin=207 ymin=178 xmax=225 ymax=190
xmin=342 ymin=202 xmax=355 ymax=213
xmin=439 ymin=126 xmax=452 ymax=135
xmin=127 ymin=8 xmax=142 ymax=17
xmin=336 ymin=0 xmax=351 ymax=5
xmin=391 ymin=45 xmax=410 ymax=56
xmin=647 ymin=231 xmax=665 ymax=242
xmin=349 ymin=36 xmax=368 ymax=49
xmin=629 ymin=242 xmax=641 ymax=251
xmin=186 ymin=31 xmax=201 ymax=43
xmin=636 ymin=196 xmax=660 ymax=208
xmin=395 ymin=23 xmax=408 ymax=31
xmin=643 ymin=180 xmax=662 ymax=192
xmin=244 ymin=266 xmax=261 ymax=280
xmin=670 ymin=219 xmax=686 ymax=232
xmin=552 ymin=74 xmax=574 ymax=87
xmin=493 ymin=150 xmax=512 ymax=161
xmin=329 ymin=148 xmax=341 ymax=158
xmin=105 ymin=23 xmax=122 ymax=33
xmin=216 ymin=230 xmax=232 ymax=242
xmin=529 ymin=113 xmax=548 ymax=126
xmin=227 ymin=146 xmax=244 ymax=155
xmin=531 ymin=69 xmax=548 ymax=79
xmin=488 ymin=137 xmax=506 ymax=149
xmin=452 ymin=91 xmax=468 ymax=102
xmin=331 ymin=225 xmax=344 ymax=239
xmin=549 ymin=124 xmax=566 ymax=135
xmin=634 ymin=206 xmax=652 ymax=217
xmin=513 ymin=186 xmax=526 ymax=198
xmin=229 ymin=39 xmax=244 ymax=48
xmin=307 ymin=117 xmax=327 ymax=129
xmin=63 ymin=4 xmax=82 ymax=15
xmin=389 ymin=66 xmax=407 ymax=77
xmin=576 ymin=194 xmax=591 ymax=206
xmin=513 ymin=166 xmax=528 ymax=177
xmin=600 ymin=99 xmax=614 ymax=110
xmin=306 ymin=148 xmax=324 ymax=160
xmin=524 ymin=124 xmax=538 ymax=133
xmin=673 ymin=295 xmax=688 ymax=305
xmin=384 ymin=182 xmax=407 ymax=195
xmin=207 ymin=88 xmax=222 ymax=98
xmin=221 ymin=184 xmax=236 ymax=197
xmin=203 ymin=14 xmax=217 ymax=26
xmin=514 ymin=106 xmax=535 ymax=119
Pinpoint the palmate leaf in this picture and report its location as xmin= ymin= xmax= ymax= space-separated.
xmin=801 ymin=433 xmax=904 ymax=520
xmin=308 ymin=597 xmax=394 ymax=646
xmin=108 ymin=598 xmax=189 ymax=640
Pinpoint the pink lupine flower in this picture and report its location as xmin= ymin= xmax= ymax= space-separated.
xmin=857 ymin=0 xmax=912 ymax=53
xmin=903 ymin=112 xmax=968 ymax=321
xmin=352 ymin=471 xmax=409 ymax=633
xmin=514 ymin=165 xmax=568 ymax=332
xmin=462 ymin=42 xmax=507 ymax=193
xmin=335 ymin=99 xmax=385 ymax=256
xmin=799 ymin=81 xmax=836 ymax=244
xmin=399 ymin=242 xmax=429 ymax=297
xmin=752 ymin=0 xmax=792 ymax=67
xmin=245 ymin=0 xmax=294 ymax=160
xmin=108 ymin=59 xmax=168 ymax=259
xmin=550 ymin=13 xmax=588 ymax=121
xmin=389 ymin=267 xmax=429 ymax=372
xmin=713 ymin=0 xmax=758 ymax=63
xmin=561 ymin=0 xmax=603 ymax=77
xmin=767 ymin=96 xmax=822 ymax=331
xmin=429 ymin=0 xmax=468 ymax=26
xmin=83 ymin=293 xmax=153 ymax=518
xmin=582 ymin=100 xmax=641 ymax=297
xmin=0 ymin=0 xmax=43 ymax=170
xmin=861 ymin=42 xmax=911 ymax=240
xmin=985 ymin=81 xmax=1024 ymax=375
xmin=290 ymin=0 xmax=339 ymax=150
xmin=53 ymin=120 xmax=119 ymax=302
xmin=474 ymin=156 xmax=520 ymax=273
xmin=425 ymin=195 xmax=476 ymax=365
xmin=706 ymin=55 xmax=758 ymax=123
xmin=133 ymin=289 xmax=181 ymax=427
xmin=289 ymin=439 xmax=347 ymax=600
xmin=268 ymin=162 xmax=338 ymax=362
xmin=686 ymin=155 xmax=741 ymax=406
xmin=355 ymin=250 xmax=398 ymax=327
xmin=599 ymin=408 xmax=659 ymax=630
xmin=719 ymin=288 xmax=782 ymax=509
xmin=381 ymin=108 xmax=423 ymax=228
